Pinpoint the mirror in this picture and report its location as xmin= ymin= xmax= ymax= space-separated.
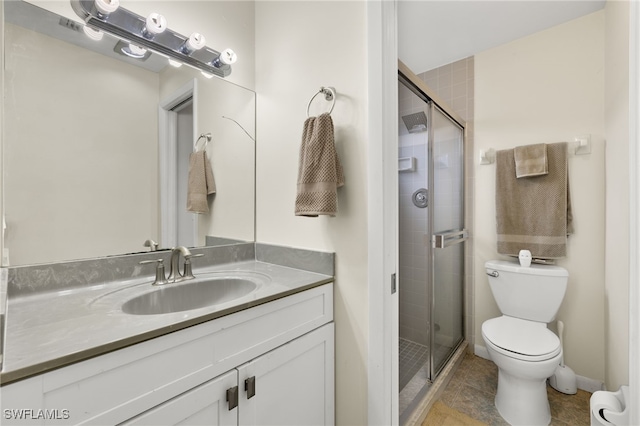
xmin=2 ymin=0 xmax=256 ymax=267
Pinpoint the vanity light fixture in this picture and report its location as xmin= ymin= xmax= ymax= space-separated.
xmin=71 ymin=0 xmax=236 ymax=77
xmin=180 ymin=32 xmax=206 ymax=55
xmin=82 ymin=25 xmax=103 ymax=41
xmin=211 ymin=48 xmax=237 ymax=68
xmin=142 ymin=12 xmax=167 ymax=40
xmin=121 ymin=43 xmax=147 ymax=59
xmin=93 ymin=0 xmax=119 ymax=17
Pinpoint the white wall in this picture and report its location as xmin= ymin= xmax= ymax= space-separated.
xmin=604 ymin=0 xmax=630 ymax=392
xmin=474 ymin=11 xmax=606 ymax=383
xmin=254 ymin=2 xmax=369 ymax=424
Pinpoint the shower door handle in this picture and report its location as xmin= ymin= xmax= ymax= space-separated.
xmin=433 ymin=229 xmax=468 ymax=249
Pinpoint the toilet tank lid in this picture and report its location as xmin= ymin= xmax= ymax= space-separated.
xmin=485 ymin=260 xmax=568 ymax=277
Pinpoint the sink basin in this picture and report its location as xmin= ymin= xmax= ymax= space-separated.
xmin=121 ymin=278 xmax=258 ymax=315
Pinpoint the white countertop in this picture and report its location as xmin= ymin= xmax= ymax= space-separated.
xmin=1 ymin=260 xmax=333 ymax=384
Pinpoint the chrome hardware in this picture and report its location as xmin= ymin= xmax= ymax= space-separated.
xmin=139 ymin=259 xmax=169 ymax=286
xmin=143 ymin=239 xmax=158 ymax=251
xmin=168 ymin=247 xmax=204 ymax=282
xmin=486 ymin=270 xmax=499 ymax=278
xmin=182 ymin=253 xmax=204 ymax=280
xmin=412 ymin=188 xmax=428 ymax=208
xmin=71 ymin=0 xmax=235 ymax=78
xmin=433 ymin=229 xmax=468 ymax=249
xmin=306 ymin=87 xmax=336 ymax=117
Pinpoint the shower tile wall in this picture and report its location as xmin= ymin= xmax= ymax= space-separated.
xmin=399 ymin=83 xmax=429 ymax=346
xmin=417 ymin=57 xmax=475 ymax=348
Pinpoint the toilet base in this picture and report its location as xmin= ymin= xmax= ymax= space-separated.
xmin=495 ymin=368 xmax=551 ymax=426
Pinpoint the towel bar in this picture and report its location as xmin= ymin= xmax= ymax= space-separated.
xmin=480 ymin=137 xmax=591 ymax=165
xmin=307 ymin=87 xmax=336 ymax=117
xmin=194 ymin=133 xmax=211 ymax=151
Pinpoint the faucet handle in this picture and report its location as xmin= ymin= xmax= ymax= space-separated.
xmin=143 ymin=239 xmax=159 ymax=251
xmin=140 ymin=259 xmax=169 ymax=286
xmin=183 ymin=253 xmax=204 ymax=280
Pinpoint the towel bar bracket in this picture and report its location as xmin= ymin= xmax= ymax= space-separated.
xmin=573 ymin=134 xmax=591 ymax=155
xmin=306 ymin=87 xmax=336 ymax=117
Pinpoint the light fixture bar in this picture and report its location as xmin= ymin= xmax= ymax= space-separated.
xmin=71 ymin=0 xmax=233 ymax=77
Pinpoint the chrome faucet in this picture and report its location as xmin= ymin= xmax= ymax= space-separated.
xmin=139 ymin=259 xmax=169 ymax=286
xmin=139 ymin=247 xmax=203 ymax=286
xmin=143 ymin=239 xmax=159 ymax=251
xmin=167 ymin=246 xmax=202 ymax=283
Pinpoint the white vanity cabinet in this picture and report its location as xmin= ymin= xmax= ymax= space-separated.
xmin=125 ymin=323 xmax=334 ymax=426
xmin=0 ymin=284 xmax=334 ymax=426
xmin=122 ymin=370 xmax=238 ymax=426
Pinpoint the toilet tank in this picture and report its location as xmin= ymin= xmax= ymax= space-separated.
xmin=485 ymin=260 xmax=568 ymax=323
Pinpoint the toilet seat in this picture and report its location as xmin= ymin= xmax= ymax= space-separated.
xmin=482 ymin=316 xmax=561 ymax=361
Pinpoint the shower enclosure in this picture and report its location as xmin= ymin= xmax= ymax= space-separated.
xmin=398 ymin=67 xmax=466 ymax=421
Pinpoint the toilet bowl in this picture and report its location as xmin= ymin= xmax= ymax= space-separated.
xmin=482 ymin=260 xmax=569 ymax=426
xmin=482 ymin=316 xmax=562 ymax=425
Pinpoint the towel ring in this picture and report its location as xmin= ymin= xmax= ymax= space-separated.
xmin=306 ymin=87 xmax=336 ymax=118
xmin=194 ymin=133 xmax=211 ymax=152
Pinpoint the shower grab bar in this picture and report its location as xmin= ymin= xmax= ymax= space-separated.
xmin=433 ymin=229 xmax=468 ymax=249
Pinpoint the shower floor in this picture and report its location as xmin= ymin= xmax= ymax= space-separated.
xmin=399 ymin=338 xmax=430 ymax=391
xmin=399 ymin=337 xmax=458 ymax=421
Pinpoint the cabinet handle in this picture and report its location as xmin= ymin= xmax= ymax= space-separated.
xmin=245 ymin=376 xmax=256 ymax=399
xmin=226 ymin=386 xmax=239 ymax=410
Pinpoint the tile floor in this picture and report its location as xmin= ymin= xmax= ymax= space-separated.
xmin=436 ymin=351 xmax=592 ymax=425
xmin=400 ymin=338 xmax=459 ymax=421
xmin=400 ymin=338 xmax=430 ymax=390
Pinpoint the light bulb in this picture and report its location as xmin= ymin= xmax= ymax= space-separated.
xmin=211 ymin=48 xmax=237 ymax=68
xmin=83 ymin=26 xmax=103 ymax=41
xmin=121 ymin=44 xmax=147 ymax=59
xmin=94 ymin=0 xmax=119 ymax=16
xmin=180 ymin=32 xmax=206 ymax=55
xmin=143 ymin=13 xmax=167 ymax=39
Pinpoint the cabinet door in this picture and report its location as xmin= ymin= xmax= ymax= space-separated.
xmin=121 ymin=370 xmax=238 ymax=426
xmin=238 ymin=323 xmax=334 ymax=426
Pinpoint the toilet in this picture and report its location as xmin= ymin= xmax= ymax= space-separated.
xmin=481 ymin=259 xmax=569 ymax=426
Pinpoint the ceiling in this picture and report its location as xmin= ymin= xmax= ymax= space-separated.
xmin=398 ymin=0 xmax=606 ymax=74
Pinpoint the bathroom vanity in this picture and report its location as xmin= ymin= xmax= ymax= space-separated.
xmin=0 ymin=244 xmax=335 ymax=426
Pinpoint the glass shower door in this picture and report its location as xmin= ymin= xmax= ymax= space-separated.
xmin=429 ymin=104 xmax=466 ymax=377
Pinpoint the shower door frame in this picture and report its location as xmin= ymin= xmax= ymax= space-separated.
xmin=398 ymin=61 xmax=467 ymax=383
xmin=426 ymin=101 xmax=466 ymax=379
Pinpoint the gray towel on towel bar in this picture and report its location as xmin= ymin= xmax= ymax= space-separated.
xmin=514 ymin=143 xmax=548 ymax=178
xmin=495 ymin=142 xmax=573 ymax=259
xmin=295 ymin=113 xmax=345 ymax=217
xmin=187 ymin=150 xmax=216 ymax=214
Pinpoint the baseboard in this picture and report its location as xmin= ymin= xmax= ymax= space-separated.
xmin=473 ymin=344 xmax=604 ymax=393
xmin=576 ymin=375 xmax=605 ymax=393
xmin=474 ymin=344 xmax=490 ymax=360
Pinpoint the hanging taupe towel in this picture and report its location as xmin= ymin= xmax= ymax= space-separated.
xmin=187 ymin=150 xmax=216 ymax=214
xmin=514 ymin=143 xmax=548 ymax=178
xmin=295 ymin=113 xmax=345 ymax=217
xmin=496 ymin=142 xmax=573 ymax=259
